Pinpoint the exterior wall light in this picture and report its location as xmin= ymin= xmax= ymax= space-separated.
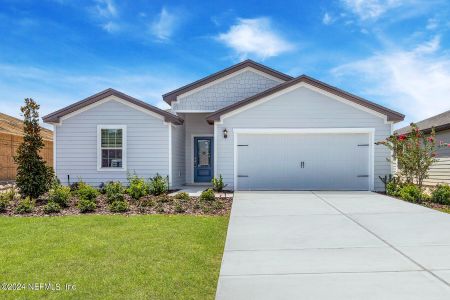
xmin=223 ymin=129 xmax=228 ymax=139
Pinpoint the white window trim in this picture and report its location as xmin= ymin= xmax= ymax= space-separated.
xmin=233 ymin=128 xmax=375 ymax=192
xmin=97 ymin=125 xmax=127 ymax=172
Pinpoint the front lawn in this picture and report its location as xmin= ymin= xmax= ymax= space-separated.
xmin=0 ymin=215 xmax=228 ymax=299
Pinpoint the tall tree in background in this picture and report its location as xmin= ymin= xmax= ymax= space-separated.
xmin=14 ymin=98 xmax=54 ymax=198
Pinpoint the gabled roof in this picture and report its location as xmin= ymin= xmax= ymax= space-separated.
xmin=0 ymin=112 xmax=53 ymax=140
xmin=395 ymin=110 xmax=450 ymax=134
xmin=162 ymin=59 xmax=293 ymax=104
xmin=42 ymin=88 xmax=184 ymax=125
xmin=207 ymin=75 xmax=405 ymax=124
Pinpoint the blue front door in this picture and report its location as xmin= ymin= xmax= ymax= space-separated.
xmin=194 ymin=137 xmax=213 ymax=182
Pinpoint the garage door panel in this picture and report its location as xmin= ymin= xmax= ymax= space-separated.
xmin=237 ymin=133 xmax=369 ymax=190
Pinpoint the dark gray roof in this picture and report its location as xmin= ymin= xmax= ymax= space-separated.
xmin=395 ymin=110 xmax=450 ymax=134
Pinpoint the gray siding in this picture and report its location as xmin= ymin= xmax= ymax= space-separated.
xmin=171 ymin=123 xmax=185 ymax=188
xmin=424 ymin=129 xmax=450 ymax=186
xmin=181 ymin=113 xmax=214 ymax=184
xmin=215 ymin=86 xmax=392 ymax=191
xmin=55 ymin=99 xmax=170 ymax=186
xmin=172 ymin=70 xmax=281 ymax=111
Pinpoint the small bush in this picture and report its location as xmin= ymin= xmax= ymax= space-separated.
xmin=398 ymin=184 xmax=422 ymax=203
xmin=48 ymin=185 xmax=71 ymax=207
xmin=43 ymin=201 xmax=61 ymax=214
xmin=432 ymin=184 xmax=450 ymax=205
xmin=16 ymin=197 xmax=34 ymax=214
xmin=386 ymin=180 xmax=402 ymax=196
xmin=139 ymin=198 xmax=155 ymax=207
xmin=174 ymin=201 xmax=185 ymax=213
xmin=105 ymin=181 xmax=124 ymax=196
xmin=76 ymin=182 xmax=99 ymax=201
xmin=149 ymin=174 xmax=168 ymax=196
xmin=127 ymin=175 xmax=149 ymax=200
xmin=109 ymin=200 xmax=129 ymax=213
xmin=0 ymin=194 xmax=10 ymax=212
xmin=212 ymin=175 xmax=224 ymax=192
xmin=200 ymin=189 xmax=215 ymax=202
xmin=107 ymin=193 xmax=125 ymax=204
xmin=174 ymin=192 xmax=190 ymax=201
xmin=78 ymin=199 xmax=96 ymax=213
xmin=3 ymin=188 xmax=16 ymax=202
xmin=213 ymin=200 xmax=224 ymax=210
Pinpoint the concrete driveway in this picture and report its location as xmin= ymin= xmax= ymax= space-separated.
xmin=216 ymin=191 xmax=450 ymax=300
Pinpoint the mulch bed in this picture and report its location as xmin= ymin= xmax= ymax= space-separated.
xmin=0 ymin=193 xmax=233 ymax=217
xmin=376 ymin=191 xmax=450 ymax=213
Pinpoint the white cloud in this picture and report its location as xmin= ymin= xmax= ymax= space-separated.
xmin=322 ymin=12 xmax=333 ymax=25
xmin=95 ymin=0 xmax=117 ymax=18
xmin=217 ymin=17 xmax=294 ymax=59
xmin=341 ymin=0 xmax=404 ymax=20
xmin=151 ymin=7 xmax=178 ymax=41
xmin=331 ymin=36 xmax=450 ymax=127
xmin=426 ymin=17 xmax=438 ymax=30
xmin=0 ymin=64 xmax=188 ymax=123
xmin=102 ymin=21 xmax=119 ymax=33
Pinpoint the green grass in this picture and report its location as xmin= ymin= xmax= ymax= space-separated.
xmin=0 ymin=215 xmax=229 ymax=300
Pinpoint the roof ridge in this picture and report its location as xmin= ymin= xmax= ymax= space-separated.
xmin=162 ymin=60 xmax=293 ymax=104
xmin=206 ymin=74 xmax=404 ymax=124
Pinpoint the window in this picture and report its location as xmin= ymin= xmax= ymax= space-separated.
xmin=97 ymin=125 xmax=127 ymax=171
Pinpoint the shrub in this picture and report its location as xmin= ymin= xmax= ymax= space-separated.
xmin=127 ymin=175 xmax=149 ymax=200
xmin=0 ymin=194 xmax=9 ymax=212
xmin=109 ymin=200 xmax=129 ymax=213
xmin=212 ymin=175 xmax=224 ymax=192
xmin=43 ymin=201 xmax=61 ymax=214
xmin=174 ymin=192 xmax=190 ymax=201
xmin=149 ymin=174 xmax=168 ymax=196
xmin=174 ymin=201 xmax=185 ymax=213
xmin=78 ymin=199 xmax=96 ymax=213
xmin=139 ymin=198 xmax=155 ymax=207
xmin=398 ymin=184 xmax=422 ymax=203
xmin=16 ymin=197 xmax=34 ymax=214
xmin=200 ymin=189 xmax=215 ymax=202
xmin=386 ymin=180 xmax=402 ymax=197
xmin=48 ymin=185 xmax=71 ymax=207
xmin=75 ymin=182 xmax=99 ymax=202
xmin=3 ymin=188 xmax=16 ymax=202
xmin=104 ymin=181 xmax=125 ymax=203
xmin=14 ymin=98 xmax=54 ymax=199
xmin=156 ymin=195 xmax=172 ymax=204
xmin=213 ymin=200 xmax=224 ymax=210
xmin=432 ymin=184 xmax=450 ymax=205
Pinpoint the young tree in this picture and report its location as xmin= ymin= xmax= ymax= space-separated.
xmin=376 ymin=123 xmax=437 ymax=190
xmin=14 ymin=98 xmax=54 ymax=198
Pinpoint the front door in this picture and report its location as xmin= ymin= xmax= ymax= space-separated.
xmin=194 ymin=137 xmax=213 ymax=182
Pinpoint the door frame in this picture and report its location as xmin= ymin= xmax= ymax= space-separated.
xmin=192 ymin=134 xmax=214 ymax=183
xmin=233 ymin=128 xmax=375 ymax=191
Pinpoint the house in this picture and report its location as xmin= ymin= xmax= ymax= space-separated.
xmin=43 ymin=60 xmax=404 ymax=191
xmin=0 ymin=112 xmax=53 ymax=181
xmin=395 ymin=110 xmax=450 ymax=186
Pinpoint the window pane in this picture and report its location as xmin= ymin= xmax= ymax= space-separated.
xmin=101 ymin=147 xmax=122 ymax=168
xmin=101 ymin=128 xmax=123 ymax=148
xmin=198 ymin=140 xmax=210 ymax=166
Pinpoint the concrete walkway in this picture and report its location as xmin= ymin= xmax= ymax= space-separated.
xmin=216 ymin=191 xmax=450 ymax=300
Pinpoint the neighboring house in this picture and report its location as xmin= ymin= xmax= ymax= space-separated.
xmin=0 ymin=112 xmax=53 ymax=181
xmin=43 ymin=60 xmax=404 ymax=191
xmin=396 ymin=110 xmax=450 ymax=186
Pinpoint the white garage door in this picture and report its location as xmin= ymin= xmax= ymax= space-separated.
xmin=236 ymin=132 xmax=371 ymax=190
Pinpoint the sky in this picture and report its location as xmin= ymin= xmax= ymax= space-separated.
xmin=1 ymin=0 xmax=449 ymax=129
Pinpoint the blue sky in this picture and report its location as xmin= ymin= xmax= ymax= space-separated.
xmin=1 ymin=0 xmax=449 ymax=128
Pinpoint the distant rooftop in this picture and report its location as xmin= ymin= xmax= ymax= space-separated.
xmin=396 ymin=110 xmax=450 ymax=134
xmin=0 ymin=112 xmax=53 ymax=140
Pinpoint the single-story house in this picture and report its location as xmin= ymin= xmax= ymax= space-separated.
xmin=43 ymin=60 xmax=404 ymax=191
xmin=395 ymin=110 xmax=450 ymax=186
xmin=0 ymin=112 xmax=53 ymax=181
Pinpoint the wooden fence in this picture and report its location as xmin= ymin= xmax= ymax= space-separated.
xmin=0 ymin=132 xmax=53 ymax=181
